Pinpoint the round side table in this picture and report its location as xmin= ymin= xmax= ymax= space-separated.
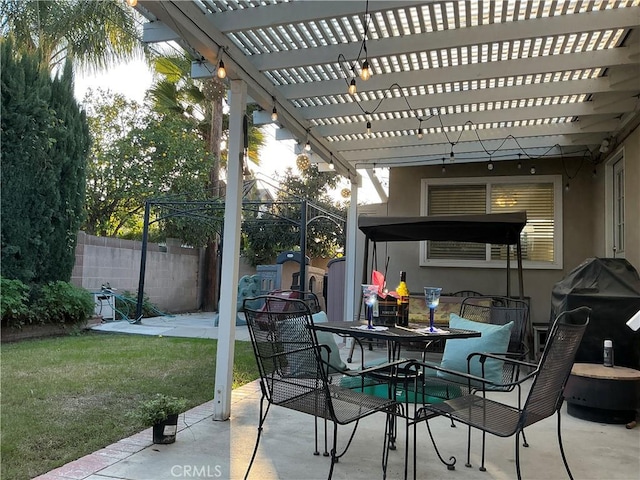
xmin=564 ymin=363 xmax=640 ymax=425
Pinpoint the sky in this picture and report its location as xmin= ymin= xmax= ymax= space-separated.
xmin=74 ymin=60 xmax=383 ymax=204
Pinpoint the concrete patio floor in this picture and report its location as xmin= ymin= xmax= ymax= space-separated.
xmin=34 ymin=314 xmax=640 ymax=480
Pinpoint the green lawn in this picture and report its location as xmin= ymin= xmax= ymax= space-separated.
xmin=0 ymin=331 xmax=259 ymax=480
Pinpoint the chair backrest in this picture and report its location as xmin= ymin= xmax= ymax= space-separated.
xmin=460 ymin=296 xmax=530 ymax=356
xmin=521 ymin=306 xmax=590 ymax=428
xmin=268 ymin=290 xmax=322 ymax=314
xmin=243 ymin=295 xmax=327 ymax=412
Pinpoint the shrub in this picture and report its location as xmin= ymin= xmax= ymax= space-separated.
xmin=0 ymin=277 xmax=32 ymax=328
xmin=131 ymin=394 xmax=188 ymax=426
xmin=32 ymin=281 xmax=94 ymax=325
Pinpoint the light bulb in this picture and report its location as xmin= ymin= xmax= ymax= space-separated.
xmin=366 ymin=120 xmax=372 ymax=135
xmin=417 ymin=128 xmax=423 ymax=139
xmin=216 ymin=59 xmax=226 ymax=79
xmin=488 ymin=161 xmax=494 ymax=171
xmin=126 ymin=0 xmax=137 ymax=6
xmin=348 ymin=78 xmax=357 ymax=95
xmin=360 ymin=60 xmax=371 ymax=81
xmin=329 ymin=159 xmax=335 ymax=170
xmin=530 ymin=165 xmax=536 ymax=175
xmin=517 ymin=162 xmax=522 ymax=169
xmin=271 ymin=106 xmax=278 ymax=122
xmin=304 ymin=140 xmax=311 ymax=152
xmin=565 ymin=182 xmax=570 ymax=192
xmin=450 ymin=151 xmax=455 ymax=162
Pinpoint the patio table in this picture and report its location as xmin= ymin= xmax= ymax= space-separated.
xmin=312 ymin=321 xmax=480 ymax=361
xmin=311 ymin=321 xmax=481 ymax=480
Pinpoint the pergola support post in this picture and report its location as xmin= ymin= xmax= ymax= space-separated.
xmin=213 ymin=80 xmax=246 ymax=421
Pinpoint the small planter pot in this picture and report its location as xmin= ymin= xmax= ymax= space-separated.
xmin=152 ymin=414 xmax=179 ymax=444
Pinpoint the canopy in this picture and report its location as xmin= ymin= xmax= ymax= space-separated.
xmin=358 ymin=212 xmax=527 ymax=244
xmin=358 ymin=212 xmax=527 ymax=298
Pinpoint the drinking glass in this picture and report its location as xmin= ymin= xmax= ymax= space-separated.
xmin=362 ymin=284 xmax=378 ymax=329
xmin=423 ymin=287 xmax=443 ymax=332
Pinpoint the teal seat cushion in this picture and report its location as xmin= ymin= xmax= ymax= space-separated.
xmin=438 ymin=313 xmax=513 ymax=387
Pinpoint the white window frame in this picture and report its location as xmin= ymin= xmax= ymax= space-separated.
xmin=605 ymin=149 xmax=625 ymax=258
xmin=420 ymin=175 xmax=563 ymax=270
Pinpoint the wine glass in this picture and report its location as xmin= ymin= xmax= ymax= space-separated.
xmin=362 ymin=284 xmax=378 ymax=329
xmin=423 ymin=287 xmax=442 ymax=332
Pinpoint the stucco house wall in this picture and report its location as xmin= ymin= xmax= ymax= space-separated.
xmin=356 ymin=124 xmax=639 ymax=325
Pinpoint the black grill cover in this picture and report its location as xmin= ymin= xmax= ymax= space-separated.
xmin=551 ymin=258 xmax=640 ymax=369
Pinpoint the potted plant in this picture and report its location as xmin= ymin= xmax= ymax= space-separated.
xmin=133 ymin=394 xmax=188 ymax=444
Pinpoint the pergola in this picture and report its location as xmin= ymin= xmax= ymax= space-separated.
xmin=132 ymin=0 xmax=640 ymax=420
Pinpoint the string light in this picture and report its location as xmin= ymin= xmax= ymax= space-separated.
xmin=565 ymin=182 xmax=570 ymax=192
xmin=329 ymin=153 xmax=335 ymax=170
xmin=360 ymin=59 xmax=371 ymax=81
xmin=348 ymin=78 xmax=357 ymax=95
xmin=305 ymin=140 xmax=311 ymax=152
xmin=487 ymin=157 xmax=494 ymax=171
xmin=271 ymin=97 xmax=278 ymax=122
xmin=366 ymin=120 xmax=372 ymax=135
xmin=530 ymin=165 xmax=536 ymax=175
xmin=216 ymin=59 xmax=226 ymax=79
xmin=517 ymin=153 xmax=522 ymax=169
xmin=441 ymin=158 xmax=446 ymax=174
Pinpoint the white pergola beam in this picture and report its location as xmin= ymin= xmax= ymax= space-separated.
xmin=297 ymin=77 xmax=631 ymax=120
xmin=244 ymin=7 xmax=640 ymax=71
xmin=313 ymin=101 xmax=635 ymax=138
xmin=279 ymin=46 xmax=639 ymax=100
xmin=142 ymin=21 xmax=180 ymax=43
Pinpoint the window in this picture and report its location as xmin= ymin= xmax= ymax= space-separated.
xmin=420 ymin=176 xmax=563 ymax=269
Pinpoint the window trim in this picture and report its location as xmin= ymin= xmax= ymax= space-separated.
xmin=420 ymin=175 xmax=563 ymax=270
xmin=605 ymin=148 xmax=625 ymax=258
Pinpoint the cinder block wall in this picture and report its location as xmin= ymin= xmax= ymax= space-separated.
xmin=71 ymin=232 xmax=202 ymax=313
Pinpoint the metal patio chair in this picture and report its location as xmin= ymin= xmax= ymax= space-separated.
xmin=456 ymin=296 xmax=532 ymax=464
xmin=410 ymin=306 xmax=590 ymax=480
xmin=243 ymin=295 xmax=400 ymax=480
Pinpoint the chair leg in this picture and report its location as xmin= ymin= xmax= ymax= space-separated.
xmin=515 ymin=431 xmax=522 ymax=480
xmin=522 ymin=428 xmax=529 ymax=448
xmin=328 ymin=423 xmax=338 ymax=480
xmin=479 ymin=431 xmax=487 ymax=471
xmin=314 ymin=416 xmax=320 ymax=455
xmin=244 ymin=396 xmax=270 ymax=480
xmin=424 ymin=414 xmax=457 ymax=471
xmin=323 ymin=417 xmax=330 ymax=456
xmin=465 ymin=424 xmax=473 ymax=468
xmin=557 ymin=411 xmax=575 ymax=480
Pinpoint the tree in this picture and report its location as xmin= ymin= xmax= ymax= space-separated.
xmin=1 ymin=39 xmax=90 ymax=283
xmin=242 ymin=166 xmax=347 ymax=267
xmin=149 ymin=52 xmax=267 ymax=310
xmin=1 ymin=0 xmax=144 ymax=284
xmin=0 ymin=0 xmax=141 ymax=72
xmin=82 ymin=88 xmax=216 ymax=241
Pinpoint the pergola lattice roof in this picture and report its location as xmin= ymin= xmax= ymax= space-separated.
xmin=136 ymin=0 xmax=640 ymax=183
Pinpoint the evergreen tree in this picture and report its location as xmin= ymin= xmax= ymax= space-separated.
xmin=1 ymin=39 xmax=90 ymax=283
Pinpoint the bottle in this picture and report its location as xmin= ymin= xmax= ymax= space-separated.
xmin=395 ymin=271 xmax=410 ymax=327
xmin=603 ymin=339 xmax=614 ymax=367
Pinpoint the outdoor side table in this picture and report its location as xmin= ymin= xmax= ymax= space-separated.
xmin=564 ymin=362 xmax=640 ymax=425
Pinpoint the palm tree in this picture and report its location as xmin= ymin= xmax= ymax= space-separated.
xmin=0 ymin=0 xmax=142 ymax=73
xmin=149 ymin=52 xmax=266 ymax=310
